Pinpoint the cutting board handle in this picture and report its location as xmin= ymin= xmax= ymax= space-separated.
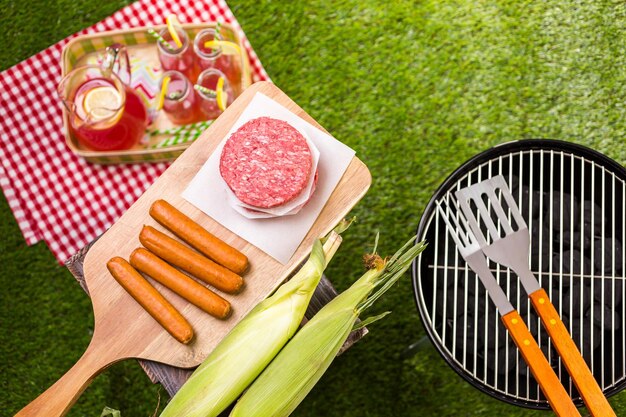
xmin=15 ymin=333 xmax=116 ymax=417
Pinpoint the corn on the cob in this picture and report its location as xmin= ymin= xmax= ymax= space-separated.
xmin=160 ymin=227 xmax=347 ymax=417
xmin=230 ymin=236 xmax=427 ymax=417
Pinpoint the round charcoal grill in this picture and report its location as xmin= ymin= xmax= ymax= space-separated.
xmin=412 ymin=139 xmax=626 ymax=409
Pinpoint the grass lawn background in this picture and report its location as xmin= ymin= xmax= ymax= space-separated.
xmin=2 ymin=0 xmax=625 ymax=416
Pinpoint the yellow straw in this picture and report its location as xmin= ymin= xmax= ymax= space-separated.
xmin=157 ymin=76 xmax=171 ymax=110
xmin=166 ymin=14 xmax=183 ymax=48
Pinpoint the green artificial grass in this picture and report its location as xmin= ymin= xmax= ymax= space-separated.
xmin=2 ymin=0 xmax=625 ymax=416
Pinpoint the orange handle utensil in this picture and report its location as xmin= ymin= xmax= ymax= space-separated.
xmin=436 ymin=199 xmax=581 ymax=416
xmin=529 ymin=289 xmax=617 ymax=417
xmin=502 ymin=310 xmax=581 ymax=417
xmin=456 ymin=175 xmax=617 ymax=417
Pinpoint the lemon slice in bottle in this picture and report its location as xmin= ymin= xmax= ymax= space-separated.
xmin=166 ymin=14 xmax=183 ymax=48
xmin=203 ymin=40 xmax=242 ymax=56
xmin=82 ymin=86 xmax=123 ymax=125
xmin=157 ymin=76 xmax=171 ymax=110
xmin=215 ymin=76 xmax=228 ymax=111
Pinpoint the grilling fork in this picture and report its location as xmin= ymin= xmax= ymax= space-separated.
xmin=455 ymin=175 xmax=616 ymax=417
xmin=436 ymin=198 xmax=580 ymax=417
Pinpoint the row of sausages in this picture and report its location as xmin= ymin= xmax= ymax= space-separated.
xmin=106 ymin=199 xmax=249 ymax=344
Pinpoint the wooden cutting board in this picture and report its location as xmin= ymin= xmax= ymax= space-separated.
xmin=16 ymin=81 xmax=371 ymax=417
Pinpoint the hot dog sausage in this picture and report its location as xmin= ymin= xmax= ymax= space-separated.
xmin=139 ymin=225 xmax=244 ymax=294
xmin=149 ymin=200 xmax=249 ymax=274
xmin=130 ymin=248 xmax=231 ymax=319
xmin=106 ymin=257 xmax=194 ymax=344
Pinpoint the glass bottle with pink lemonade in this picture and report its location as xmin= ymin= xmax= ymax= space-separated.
xmin=160 ymin=70 xmax=202 ymax=125
xmin=157 ymin=27 xmax=199 ymax=82
xmin=194 ymin=27 xmax=242 ymax=96
xmin=195 ymin=69 xmax=234 ymax=120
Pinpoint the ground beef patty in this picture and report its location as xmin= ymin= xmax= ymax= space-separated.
xmin=219 ymin=117 xmax=313 ymax=208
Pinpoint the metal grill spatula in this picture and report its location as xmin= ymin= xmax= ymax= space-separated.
xmin=455 ymin=175 xmax=616 ymax=417
xmin=437 ymin=197 xmax=580 ymax=417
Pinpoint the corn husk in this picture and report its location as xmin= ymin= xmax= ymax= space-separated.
xmin=159 ymin=223 xmax=349 ymax=417
xmin=230 ymin=236 xmax=427 ymax=417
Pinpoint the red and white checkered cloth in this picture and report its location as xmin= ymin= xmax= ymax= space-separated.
xmin=0 ymin=0 xmax=269 ymax=263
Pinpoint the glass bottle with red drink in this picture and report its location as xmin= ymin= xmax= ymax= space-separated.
xmin=195 ymin=69 xmax=234 ymax=120
xmin=194 ymin=28 xmax=242 ymax=96
xmin=157 ymin=27 xmax=198 ymax=82
xmin=160 ymin=71 xmax=202 ymax=125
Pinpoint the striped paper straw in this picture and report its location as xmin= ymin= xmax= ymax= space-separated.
xmin=147 ymin=28 xmax=176 ymax=52
xmin=149 ymin=121 xmax=214 ymax=148
xmin=194 ymin=84 xmax=217 ymax=97
xmin=214 ymin=21 xmax=222 ymax=41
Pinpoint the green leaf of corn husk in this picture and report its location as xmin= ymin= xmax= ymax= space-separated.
xmin=351 ymin=310 xmax=391 ymax=331
xmin=100 ymin=407 xmax=121 ymax=417
xmin=159 ymin=227 xmax=348 ymax=417
xmin=230 ymin=237 xmax=427 ymax=417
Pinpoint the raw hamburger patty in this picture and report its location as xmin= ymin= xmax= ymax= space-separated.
xmin=219 ymin=117 xmax=313 ymax=208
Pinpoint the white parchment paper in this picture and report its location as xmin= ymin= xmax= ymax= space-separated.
xmin=182 ymin=92 xmax=356 ymax=264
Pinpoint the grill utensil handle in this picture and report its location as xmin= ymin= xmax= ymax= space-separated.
xmin=502 ymin=310 xmax=581 ymax=417
xmin=529 ymin=288 xmax=617 ymax=417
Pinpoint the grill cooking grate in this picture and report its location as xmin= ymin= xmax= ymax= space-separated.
xmin=413 ymin=141 xmax=625 ymax=408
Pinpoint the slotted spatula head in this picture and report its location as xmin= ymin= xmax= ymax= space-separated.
xmin=455 ymin=176 xmax=526 ymax=238
xmin=435 ymin=196 xmax=484 ymax=257
xmin=454 ymin=175 xmax=540 ymax=294
xmin=435 ymin=195 xmax=514 ymax=316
